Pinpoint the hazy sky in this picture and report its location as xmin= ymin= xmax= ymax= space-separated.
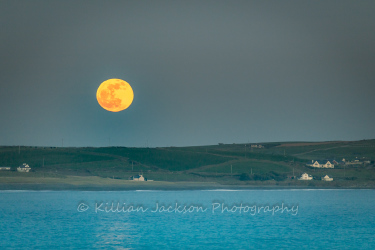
xmin=1 ymin=0 xmax=374 ymax=147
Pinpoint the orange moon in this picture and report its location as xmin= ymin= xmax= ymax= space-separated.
xmin=96 ymin=79 xmax=134 ymax=112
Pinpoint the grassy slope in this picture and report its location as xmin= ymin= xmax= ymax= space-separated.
xmin=0 ymin=139 xmax=374 ymax=187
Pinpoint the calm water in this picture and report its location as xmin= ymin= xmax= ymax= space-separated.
xmin=1 ymin=189 xmax=375 ymax=249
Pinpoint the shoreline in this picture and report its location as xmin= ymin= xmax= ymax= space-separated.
xmin=1 ymin=175 xmax=374 ymax=191
xmin=1 ymin=183 xmax=374 ymax=191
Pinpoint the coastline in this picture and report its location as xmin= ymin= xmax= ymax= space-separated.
xmin=1 ymin=176 xmax=374 ymax=191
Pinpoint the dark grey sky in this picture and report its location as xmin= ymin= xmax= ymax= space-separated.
xmin=1 ymin=0 xmax=374 ymax=147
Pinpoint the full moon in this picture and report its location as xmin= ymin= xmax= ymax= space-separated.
xmin=96 ymin=79 xmax=134 ymax=112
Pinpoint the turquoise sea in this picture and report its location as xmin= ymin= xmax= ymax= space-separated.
xmin=1 ymin=189 xmax=375 ymax=249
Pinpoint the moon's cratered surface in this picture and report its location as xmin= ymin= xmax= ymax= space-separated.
xmin=96 ymin=79 xmax=134 ymax=112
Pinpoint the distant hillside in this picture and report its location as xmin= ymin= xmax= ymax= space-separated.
xmin=1 ymin=139 xmax=374 ymax=187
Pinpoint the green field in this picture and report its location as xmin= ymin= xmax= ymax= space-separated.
xmin=196 ymin=160 xmax=291 ymax=174
xmin=1 ymin=140 xmax=374 ymax=188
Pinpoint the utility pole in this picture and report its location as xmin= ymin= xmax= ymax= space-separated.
xmin=293 ymin=168 xmax=295 ymax=178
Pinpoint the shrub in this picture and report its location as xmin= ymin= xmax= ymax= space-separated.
xmin=239 ymin=173 xmax=251 ymax=181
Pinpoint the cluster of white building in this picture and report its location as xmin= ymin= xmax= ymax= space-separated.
xmin=17 ymin=163 xmax=31 ymax=172
xmin=0 ymin=163 xmax=31 ymax=172
xmin=307 ymin=158 xmax=372 ymax=168
xmin=306 ymin=160 xmax=334 ymax=168
xmin=298 ymin=173 xmax=333 ymax=181
xmin=342 ymin=158 xmax=371 ymax=165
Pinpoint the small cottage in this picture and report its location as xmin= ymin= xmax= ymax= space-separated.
xmin=130 ymin=174 xmax=145 ymax=181
xmin=17 ymin=163 xmax=31 ymax=172
xmin=321 ymin=175 xmax=333 ymax=181
xmin=298 ymin=173 xmax=313 ymax=180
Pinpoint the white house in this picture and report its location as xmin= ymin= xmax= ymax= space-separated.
xmin=299 ymin=173 xmax=313 ymax=180
xmin=321 ymin=161 xmax=334 ymax=168
xmin=17 ymin=163 xmax=31 ymax=172
xmin=321 ymin=175 xmax=333 ymax=181
xmin=306 ymin=160 xmax=334 ymax=168
xmin=130 ymin=174 xmax=145 ymax=181
xmin=307 ymin=161 xmax=321 ymax=168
